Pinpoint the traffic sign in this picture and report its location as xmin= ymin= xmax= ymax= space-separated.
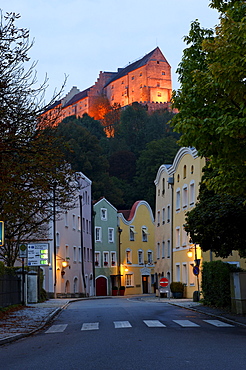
xmin=193 ymin=266 xmax=199 ymax=276
xmin=159 ymin=277 xmax=169 ymax=287
xmin=28 ymin=243 xmax=49 ymax=266
xmin=19 ymin=243 xmax=28 ymax=258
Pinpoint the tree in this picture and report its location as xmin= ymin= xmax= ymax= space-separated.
xmin=172 ymin=0 xmax=246 ymax=196
xmin=0 ymin=12 xmax=77 ymax=266
xmin=134 ymin=137 xmax=179 ymax=210
xmin=184 ymin=169 xmax=246 ymax=258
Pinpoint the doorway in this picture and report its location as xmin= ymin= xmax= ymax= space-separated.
xmin=96 ymin=276 xmax=107 ymax=296
xmin=142 ymin=275 xmax=149 ymax=294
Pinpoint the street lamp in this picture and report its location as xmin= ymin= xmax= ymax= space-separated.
xmin=118 ymin=227 xmax=122 ymax=288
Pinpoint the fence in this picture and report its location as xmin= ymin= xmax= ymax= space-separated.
xmin=0 ymin=274 xmax=21 ymax=307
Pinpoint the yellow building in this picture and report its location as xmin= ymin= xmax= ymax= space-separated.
xmin=118 ymin=201 xmax=155 ymax=295
xmin=155 ymin=147 xmax=246 ymax=299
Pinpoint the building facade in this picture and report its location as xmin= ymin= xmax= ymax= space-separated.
xmin=93 ymin=198 xmax=118 ymax=296
xmin=118 ymin=201 xmax=155 ymax=295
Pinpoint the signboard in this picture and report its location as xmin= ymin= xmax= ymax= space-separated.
xmin=19 ymin=243 xmax=28 ymax=258
xmin=159 ymin=277 xmax=169 ymax=288
xmin=0 ymin=221 xmax=4 ymax=246
xmin=193 ymin=266 xmax=199 ymax=276
xmin=28 ymin=243 xmax=49 ymax=266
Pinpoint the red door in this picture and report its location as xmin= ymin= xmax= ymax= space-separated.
xmin=96 ymin=277 xmax=107 ymax=296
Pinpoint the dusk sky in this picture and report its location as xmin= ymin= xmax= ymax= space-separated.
xmin=2 ymin=0 xmax=219 ymax=103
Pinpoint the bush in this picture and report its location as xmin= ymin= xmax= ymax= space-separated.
xmin=202 ymin=261 xmax=243 ymax=308
xmin=170 ymin=282 xmax=184 ymax=293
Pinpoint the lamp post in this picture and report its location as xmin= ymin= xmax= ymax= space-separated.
xmin=53 ymin=182 xmax=57 ymax=298
xmin=118 ymin=227 xmax=122 ymax=289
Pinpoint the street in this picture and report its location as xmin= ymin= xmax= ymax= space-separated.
xmin=1 ymin=297 xmax=245 ymax=370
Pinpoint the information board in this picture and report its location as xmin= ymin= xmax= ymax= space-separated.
xmin=28 ymin=243 xmax=49 ymax=266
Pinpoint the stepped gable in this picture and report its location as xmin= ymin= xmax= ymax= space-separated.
xmin=63 ymin=87 xmax=91 ymax=108
xmin=104 ymin=47 xmax=169 ymax=87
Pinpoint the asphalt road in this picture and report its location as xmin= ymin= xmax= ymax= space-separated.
xmin=1 ymin=297 xmax=245 ymax=370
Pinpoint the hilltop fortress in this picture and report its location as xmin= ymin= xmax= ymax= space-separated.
xmin=43 ymin=47 xmax=172 ymax=123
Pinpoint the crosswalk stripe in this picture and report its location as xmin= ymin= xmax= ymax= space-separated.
xmin=114 ymin=321 xmax=132 ymax=328
xmin=45 ymin=324 xmax=68 ymax=333
xmin=81 ymin=322 xmax=99 ymax=331
xmin=173 ymin=320 xmax=200 ymax=327
xmin=203 ymin=320 xmax=234 ymax=327
xmin=143 ymin=320 xmax=166 ymax=327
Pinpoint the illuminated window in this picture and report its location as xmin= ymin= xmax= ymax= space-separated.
xmin=125 ymin=274 xmax=133 ymax=286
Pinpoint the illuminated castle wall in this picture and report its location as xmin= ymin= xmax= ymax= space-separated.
xmin=42 ymin=47 xmax=172 ymax=123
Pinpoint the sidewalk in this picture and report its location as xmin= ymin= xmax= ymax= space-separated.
xmin=0 ymin=296 xmax=245 ymax=345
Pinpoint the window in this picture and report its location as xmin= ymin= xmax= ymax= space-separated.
xmin=157 ymin=82 xmax=160 ymax=87
xmin=191 ymin=165 xmax=194 ymax=174
xmin=56 ymin=232 xmax=60 ymax=249
xmin=142 ymin=227 xmax=148 ymax=242
xmin=83 ymin=218 xmax=85 ymax=232
xmin=182 ymin=227 xmax=188 ymax=246
xmin=86 ymin=219 xmax=88 ymax=234
xmin=130 ymin=226 xmax=136 ymax=241
xmin=157 ymin=92 xmax=161 ymax=97
xmin=78 ymin=216 xmax=81 ymax=231
xmin=138 ymin=250 xmax=143 ymax=264
xmin=162 ymin=178 xmax=165 ymax=195
xmin=108 ymin=228 xmax=114 ymax=243
xmin=162 ymin=241 xmax=165 ymax=258
xmin=162 ymin=71 xmax=165 ymax=75
xmin=176 ymin=264 xmax=180 ymax=281
xmin=78 ymin=247 xmax=82 ymax=262
xmin=167 ymin=240 xmax=171 ymax=258
xmin=73 ymin=247 xmax=77 ymax=262
xmin=183 ymin=165 xmax=187 ymax=179
xmin=167 ymin=205 xmax=170 ymax=223
xmin=157 ymin=211 xmax=160 ymax=226
xmin=65 ymin=212 xmax=68 ymax=227
xmin=189 ymin=263 xmax=195 ymax=285
xmin=162 ymin=208 xmax=165 ymax=224
xmin=176 ymin=189 xmax=181 ymax=211
xmin=95 ymin=227 xmax=102 ymax=242
xmin=125 ymin=274 xmax=133 ymax=286
xmin=148 ymin=251 xmax=153 ymax=264
xmin=157 ymin=242 xmax=160 ymax=259
xmin=176 ymin=227 xmax=180 ymax=248
xmin=131 ymin=76 xmax=135 ymax=80
xmin=111 ymin=252 xmax=116 ymax=266
xmin=72 ymin=214 xmax=76 ymax=229
xmin=190 ymin=181 xmax=195 ymax=206
xmin=182 ymin=185 xmax=188 ymax=209
xmin=101 ymin=208 xmax=107 ymax=221
xmin=126 ymin=249 xmax=132 ymax=264
xmin=182 ymin=264 xmax=188 ymax=285
xmin=95 ymin=252 xmax=100 ymax=267
xmin=103 ymin=252 xmax=109 ymax=266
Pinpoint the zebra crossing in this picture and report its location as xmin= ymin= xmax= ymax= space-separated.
xmin=45 ymin=319 xmax=234 ymax=333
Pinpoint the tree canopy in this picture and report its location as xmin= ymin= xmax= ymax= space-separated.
xmin=0 ymin=12 xmax=77 ymax=266
xmin=172 ymin=0 xmax=246 ymax=196
xmin=184 ymin=169 xmax=246 ymax=258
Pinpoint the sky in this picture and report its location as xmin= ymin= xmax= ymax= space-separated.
xmin=2 ymin=0 xmax=220 ymax=103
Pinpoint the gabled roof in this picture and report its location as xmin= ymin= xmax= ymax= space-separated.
xmin=104 ymin=47 xmax=169 ymax=87
xmin=63 ymin=87 xmax=91 ymax=108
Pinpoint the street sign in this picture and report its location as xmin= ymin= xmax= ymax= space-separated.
xmin=0 ymin=221 xmax=4 ymax=246
xmin=28 ymin=243 xmax=49 ymax=266
xmin=193 ymin=266 xmax=199 ymax=276
xmin=159 ymin=277 xmax=169 ymax=287
xmin=19 ymin=243 xmax=28 ymax=258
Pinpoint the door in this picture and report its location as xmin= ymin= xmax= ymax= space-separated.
xmin=96 ymin=276 xmax=107 ymax=296
xmin=142 ymin=275 xmax=149 ymax=294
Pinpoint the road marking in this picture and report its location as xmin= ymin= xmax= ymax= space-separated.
xmin=45 ymin=324 xmax=68 ymax=333
xmin=173 ymin=320 xmax=200 ymax=327
xmin=114 ymin=321 xmax=132 ymax=328
xmin=203 ymin=320 xmax=234 ymax=327
xmin=81 ymin=322 xmax=99 ymax=331
xmin=143 ymin=320 xmax=166 ymax=327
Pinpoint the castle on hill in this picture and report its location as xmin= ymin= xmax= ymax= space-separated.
xmin=43 ymin=47 xmax=172 ymax=123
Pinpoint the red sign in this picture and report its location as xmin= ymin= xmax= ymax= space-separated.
xmin=159 ymin=277 xmax=169 ymax=287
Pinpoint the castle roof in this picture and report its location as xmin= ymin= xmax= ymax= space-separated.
xmin=104 ymin=47 xmax=169 ymax=87
xmin=63 ymin=87 xmax=91 ymax=108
